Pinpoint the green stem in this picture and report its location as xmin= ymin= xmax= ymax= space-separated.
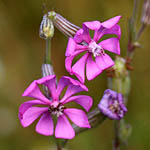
xmin=45 ymin=38 xmax=52 ymax=64
xmin=135 ymin=23 xmax=146 ymax=41
xmin=131 ymin=0 xmax=140 ymax=29
xmin=113 ymin=121 xmax=120 ymax=150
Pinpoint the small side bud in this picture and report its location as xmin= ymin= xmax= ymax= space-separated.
xmin=141 ymin=0 xmax=150 ymax=25
xmin=48 ymin=11 xmax=80 ymax=37
xmin=39 ymin=15 xmax=54 ymax=39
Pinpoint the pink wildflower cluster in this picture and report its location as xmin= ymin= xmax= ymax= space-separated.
xmin=19 ymin=15 xmax=124 ymax=140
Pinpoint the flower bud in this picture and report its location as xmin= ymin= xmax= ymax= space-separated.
xmin=98 ymin=89 xmax=127 ymax=120
xmin=42 ymin=64 xmax=54 ymax=77
xmin=141 ymin=0 xmax=150 ymax=25
xmin=39 ymin=14 xmax=54 ymax=39
xmin=42 ymin=64 xmax=55 ymax=98
xmin=48 ymin=11 xmax=80 ymax=37
xmin=109 ymin=56 xmax=131 ymax=97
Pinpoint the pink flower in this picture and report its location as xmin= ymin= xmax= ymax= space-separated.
xmin=65 ymin=16 xmax=121 ymax=83
xmin=19 ymin=75 xmax=93 ymax=139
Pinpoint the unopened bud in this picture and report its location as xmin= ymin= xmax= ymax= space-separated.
xmin=108 ymin=56 xmax=131 ymax=97
xmin=48 ymin=11 xmax=80 ymax=37
xmin=42 ymin=64 xmax=55 ymax=98
xmin=42 ymin=64 xmax=54 ymax=77
xmin=39 ymin=15 xmax=54 ymax=39
xmin=141 ymin=0 xmax=150 ymax=25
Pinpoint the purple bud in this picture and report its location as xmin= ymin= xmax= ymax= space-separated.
xmin=98 ymin=89 xmax=127 ymax=120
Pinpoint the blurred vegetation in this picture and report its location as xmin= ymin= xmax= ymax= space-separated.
xmin=0 ymin=0 xmax=150 ymax=149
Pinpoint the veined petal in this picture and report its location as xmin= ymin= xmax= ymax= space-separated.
xmin=19 ymin=100 xmax=46 ymax=116
xmin=99 ymin=38 xmax=120 ymax=55
xmin=59 ymin=77 xmax=88 ymax=102
xmin=36 ymin=112 xmax=54 ymax=136
xmin=72 ymin=53 xmax=89 ymax=83
xmin=94 ymin=24 xmax=121 ymax=42
xmin=36 ymin=75 xmax=57 ymax=99
xmin=96 ymin=54 xmax=114 ymax=71
xmin=19 ymin=107 xmax=48 ymax=127
xmin=65 ymin=50 xmax=85 ymax=74
xmin=61 ymin=95 xmax=93 ymax=112
xmin=101 ymin=16 xmax=121 ymax=28
xmin=86 ymin=54 xmax=102 ymax=80
xmin=55 ymin=115 xmax=75 ymax=139
xmin=83 ymin=21 xmax=101 ymax=30
xmin=22 ymin=81 xmax=51 ymax=104
xmin=64 ymin=108 xmax=90 ymax=128
xmin=74 ymin=28 xmax=91 ymax=44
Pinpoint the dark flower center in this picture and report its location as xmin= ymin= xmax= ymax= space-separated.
xmin=48 ymin=101 xmax=65 ymax=117
xmin=109 ymin=100 xmax=121 ymax=114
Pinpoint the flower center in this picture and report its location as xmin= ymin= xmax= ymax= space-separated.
xmin=88 ymin=41 xmax=104 ymax=57
xmin=109 ymin=100 xmax=121 ymax=114
xmin=48 ymin=101 xmax=65 ymax=117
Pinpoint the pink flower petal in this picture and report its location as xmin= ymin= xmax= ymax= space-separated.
xmin=19 ymin=100 xmax=46 ymax=116
xmin=94 ymin=24 xmax=121 ymax=42
xmin=55 ymin=115 xmax=75 ymax=139
xmin=96 ymin=54 xmax=114 ymax=70
xmin=65 ymin=38 xmax=76 ymax=56
xmin=58 ymin=77 xmax=88 ymax=102
xmin=19 ymin=107 xmax=48 ymax=127
xmin=64 ymin=108 xmax=90 ymax=128
xmin=65 ymin=38 xmax=87 ymax=57
xmin=65 ymin=50 xmax=85 ymax=74
xmin=36 ymin=75 xmax=57 ymax=100
xmin=83 ymin=21 xmax=101 ymax=30
xmin=74 ymin=28 xmax=91 ymax=43
xmin=36 ymin=112 xmax=54 ymax=136
xmin=61 ymin=95 xmax=93 ymax=112
xmin=22 ymin=81 xmax=51 ymax=104
xmin=72 ymin=53 xmax=89 ymax=83
xmin=86 ymin=54 xmax=102 ymax=80
xmin=99 ymin=38 xmax=120 ymax=55
xmin=102 ymin=16 xmax=121 ymax=28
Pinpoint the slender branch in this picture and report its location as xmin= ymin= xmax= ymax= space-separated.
xmin=62 ymin=108 xmax=106 ymax=147
xmin=45 ymin=38 xmax=52 ymax=64
xmin=135 ymin=23 xmax=146 ymax=41
xmin=113 ymin=121 xmax=120 ymax=150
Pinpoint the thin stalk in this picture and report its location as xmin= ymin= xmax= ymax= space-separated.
xmin=131 ymin=0 xmax=140 ymax=28
xmin=113 ymin=121 xmax=120 ymax=150
xmin=45 ymin=37 xmax=52 ymax=64
xmin=128 ymin=0 xmax=140 ymax=57
xmin=135 ymin=23 xmax=146 ymax=41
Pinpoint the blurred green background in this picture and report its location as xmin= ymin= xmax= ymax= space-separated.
xmin=0 ymin=0 xmax=150 ymax=149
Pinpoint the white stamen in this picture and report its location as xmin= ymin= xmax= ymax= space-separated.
xmin=88 ymin=41 xmax=104 ymax=57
